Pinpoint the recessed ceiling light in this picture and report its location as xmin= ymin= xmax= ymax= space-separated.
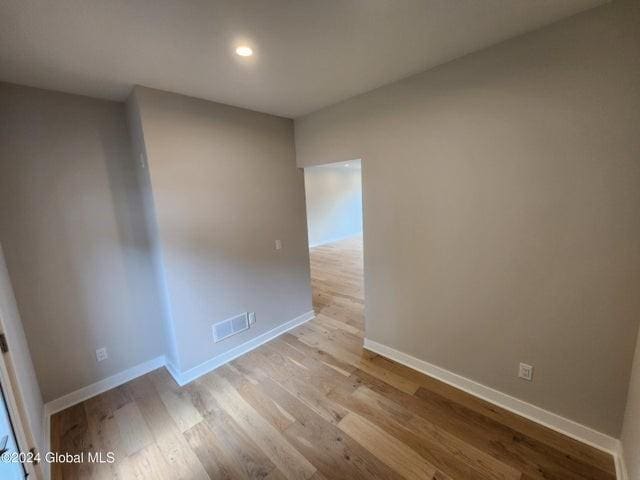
xmin=235 ymin=46 xmax=253 ymax=57
xmin=345 ymin=163 xmax=350 ymax=167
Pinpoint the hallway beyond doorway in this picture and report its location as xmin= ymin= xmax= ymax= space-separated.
xmin=309 ymin=234 xmax=364 ymax=333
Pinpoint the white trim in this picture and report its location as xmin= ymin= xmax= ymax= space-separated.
xmin=363 ymin=338 xmax=620 ymax=456
xmin=42 ymin=354 xmax=166 ymax=479
xmin=164 ymin=359 xmax=183 ymax=385
xmin=41 ymin=309 xmax=315 ymax=475
xmin=43 ymin=414 xmax=50 ymax=480
xmin=41 ymin=410 xmax=51 ymax=480
xmin=43 ymin=355 xmax=166 ymax=418
xmin=167 ymin=310 xmax=315 ymax=386
xmin=0 ymin=244 xmax=44 ymax=479
xmin=40 ymin=319 xmax=625 ymax=477
xmin=0 ymin=337 xmax=40 ymax=479
xmin=615 ymin=440 xmax=629 ymax=480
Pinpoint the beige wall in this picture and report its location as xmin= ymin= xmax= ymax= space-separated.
xmin=295 ymin=0 xmax=640 ymax=436
xmin=125 ymin=90 xmax=179 ymax=369
xmin=622 ymin=329 xmax=640 ymax=478
xmin=132 ymin=86 xmax=312 ymax=372
xmin=0 ymin=82 xmax=167 ymax=401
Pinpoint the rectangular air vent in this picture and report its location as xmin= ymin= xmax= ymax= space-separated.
xmin=212 ymin=312 xmax=250 ymax=343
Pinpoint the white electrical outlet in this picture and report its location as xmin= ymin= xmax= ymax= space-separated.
xmin=518 ymin=362 xmax=533 ymax=381
xmin=274 ymin=239 xmax=282 ymax=250
xmin=96 ymin=347 xmax=108 ymax=362
xmin=248 ymin=312 xmax=256 ymax=325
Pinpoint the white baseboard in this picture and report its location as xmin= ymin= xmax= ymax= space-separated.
xmin=164 ymin=358 xmax=183 ymax=386
xmin=43 ymin=355 xmax=166 ymax=418
xmin=41 ymin=319 xmax=624 ymax=478
xmin=167 ymin=310 xmax=315 ymax=386
xmin=41 ymin=355 xmax=166 ymax=479
xmin=42 ymin=310 xmax=314 ymax=414
xmin=363 ymin=338 xmax=621 ymax=459
xmin=41 ymin=310 xmax=315 ymax=472
xmin=615 ymin=441 xmax=629 ymax=480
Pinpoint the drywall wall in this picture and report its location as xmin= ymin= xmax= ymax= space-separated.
xmin=295 ymin=0 xmax=640 ymax=436
xmin=0 ymin=244 xmax=44 ymax=459
xmin=125 ymin=92 xmax=179 ymax=370
xmin=304 ymin=161 xmax=363 ymax=247
xmin=622 ymin=328 xmax=640 ymax=478
xmin=0 ymin=82 xmax=167 ymax=402
xmin=131 ymin=86 xmax=313 ymax=372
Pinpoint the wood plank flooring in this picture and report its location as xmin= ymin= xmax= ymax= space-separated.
xmin=50 ymin=235 xmax=616 ymax=479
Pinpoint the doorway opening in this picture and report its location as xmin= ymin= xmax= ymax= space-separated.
xmin=0 ymin=379 xmax=28 ymax=479
xmin=303 ymin=159 xmax=365 ymax=335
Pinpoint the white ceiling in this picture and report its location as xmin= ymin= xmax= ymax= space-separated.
xmin=0 ymin=0 xmax=607 ymax=118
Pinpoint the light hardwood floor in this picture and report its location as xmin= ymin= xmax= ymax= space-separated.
xmin=51 ymin=235 xmax=615 ymax=479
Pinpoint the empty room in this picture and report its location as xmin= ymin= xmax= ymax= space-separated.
xmin=0 ymin=1 xmax=639 ymax=479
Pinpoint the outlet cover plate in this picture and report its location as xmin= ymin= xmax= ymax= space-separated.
xmin=96 ymin=347 xmax=108 ymax=362
xmin=518 ymin=362 xmax=533 ymax=381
